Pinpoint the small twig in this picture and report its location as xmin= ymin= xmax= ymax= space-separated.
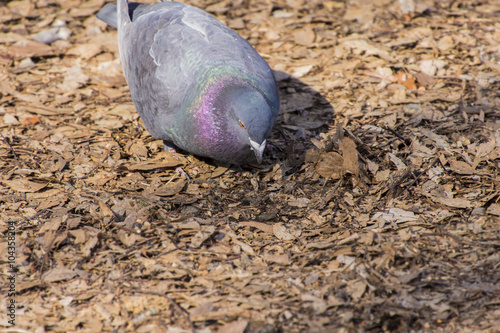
xmin=382 ymin=126 xmax=410 ymax=149
xmin=344 ymin=127 xmax=374 ymax=155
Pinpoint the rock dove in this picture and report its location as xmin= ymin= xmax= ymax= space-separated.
xmin=97 ymin=0 xmax=280 ymax=164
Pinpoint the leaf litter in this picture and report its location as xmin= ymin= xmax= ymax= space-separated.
xmin=1 ymin=0 xmax=500 ymax=332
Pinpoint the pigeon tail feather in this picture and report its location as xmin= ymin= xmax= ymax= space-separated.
xmin=117 ymin=0 xmax=132 ymax=27
xmin=97 ymin=1 xmax=147 ymax=28
xmin=96 ymin=3 xmax=118 ymax=28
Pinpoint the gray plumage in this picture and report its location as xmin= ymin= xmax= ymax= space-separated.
xmin=97 ymin=0 xmax=280 ymax=164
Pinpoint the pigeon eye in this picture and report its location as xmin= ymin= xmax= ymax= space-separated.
xmin=239 ymin=121 xmax=246 ymax=129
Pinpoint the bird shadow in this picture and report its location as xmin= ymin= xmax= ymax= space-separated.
xmin=264 ymin=70 xmax=335 ymax=175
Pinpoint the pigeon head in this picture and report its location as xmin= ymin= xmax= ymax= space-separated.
xmin=216 ymin=85 xmax=276 ymax=163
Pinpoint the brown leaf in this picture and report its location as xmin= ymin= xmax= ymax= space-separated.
xmin=437 ymin=35 xmax=454 ymax=51
xmin=435 ymin=197 xmax=473 ymax=209
xmin=294 ymin=27 xmax=315 ymax=46
xmin=60 ymin=65 xmax=89 ymax=92
xmin=315 ymin=152 xmax=344 ymax=179
xmin=448 ymin=159 xmax=476 ymax=175
xmin=395 ymin=71 xmax=417 ymax=90
xmin=301 ymin=293 xmax=327 ymax=313
xmin=239 ymin=221 xmax=274 ymax=233
xmin=127 ymin=152 xmax=186 ymax=171
xmin=341 ymin=136 xmax=360 ymax=177
xmin=345 ymin=280 xmax=366 ymax=301
xmin=38 ymin=218 xmax=62 ymax=234
xmin=128 ymin=141 xmax=148 ymax=158
xmin=9 ymin=41 xmax=55 ymax=58
xmin=7 ymin=1 xmax=34 ymax=17
xmin=69 ymin=229 xmax=88 ymax=244
xmin=82 ymin=234 xmax=99 ymax=257
xmin=288 ymin=197 xmax=311 ymax=208
xmin=414 ymin=72 xmax=436 ymax=87
xmin=98 ymin=200 xmax=114 ymax=217
xmin=66 ymin=43 xmax=102 ymax=60
xmin=153 ymin=179 xmax=186 ymax=197
xmin=263 ymin=252 xmax=291 ymax=265
xmin=191 ymin=226 xmax=216 ymax=248
xmin=116 ymin=230 xmax=142 ymax=247
xmin=21 ymin=116 xmax=40 ymax=125
xmin=42 ymin=268 xmax=77 ymax=283
xmin=472 ymin=139 xmax=495 ymax=169
xmin=94 ymin=117 xmax=124 ymax=129
xmin=69 ymin=6 xmax=101 ymax=18
xmin=486 ymin=204 xmax=500 ymax=216
xmin=217 ymin=320 xmax=248 ymax=333
xmin=273 ymin=223 xmax=296 ymax=240
xmin=85 ymin=171 xmax=115 ymax=186
xmin=2 ymin=179 xmax=48 ymax=193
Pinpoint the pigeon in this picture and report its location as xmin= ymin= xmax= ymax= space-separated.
xmin=97 ymin=0 xmax=280 ymax=165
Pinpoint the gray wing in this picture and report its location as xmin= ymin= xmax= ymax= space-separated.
xmin=118 ymin=1 xmax=278 ymax=140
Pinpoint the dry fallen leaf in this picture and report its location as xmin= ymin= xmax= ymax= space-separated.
xmin=448 ymin=159 xmax=476 ymax=175
xmin=239 ymin=221 xmax=273 ymax=233
xmin=217 ymin=320 xmax=248 ymax=333
xmin=42 ymin=268 xmax=77 ymax=283
xmin=9 ymin=41 xmax=55 ymax=58
xmin=2 ymin=179 xmax=48 ymax=193
xmin=315 ymin=152 xmax=344 ymax=179
xmin=294 ymin=27 xmax=315 ymax=46
xmin=288 ymin=197 xmax=311 ymax=208
xmin=395 ymin=71 xmax=417 ymax=90
xmin=434 ymin=197 xmax=473 ymax=209
xmin=341 ymin=136 xmax=360 ymax=177
xmin=127 ymin=151 xmax=186 ymax=170
xmin=263 ymin=252 xmax=291 ymax=265
xmin=273 ymin=223 xmax=296 ymax=240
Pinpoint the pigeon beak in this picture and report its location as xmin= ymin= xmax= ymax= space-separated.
xmin=249 ymin=139 xmax=266 ymax=164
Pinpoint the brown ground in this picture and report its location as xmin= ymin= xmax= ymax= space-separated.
xmin=1 ymin=0 xmax=500 ymax=332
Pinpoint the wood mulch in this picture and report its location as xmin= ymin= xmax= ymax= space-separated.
xmin=1 ymin=0 xmax=499 ymax=332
